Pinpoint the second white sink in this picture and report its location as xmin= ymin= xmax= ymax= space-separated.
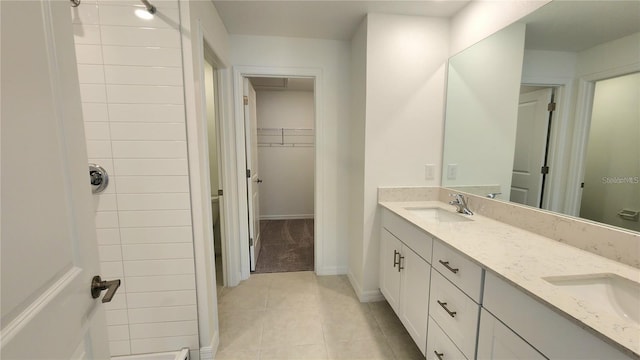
xmin=543 ymin=273 xmax=640 ymax=326
xmin=404 ymin=207 xmax=472 ymax=223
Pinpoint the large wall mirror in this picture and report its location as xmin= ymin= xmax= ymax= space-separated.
xmin=442 ymin=1 xmax=640 ymax=233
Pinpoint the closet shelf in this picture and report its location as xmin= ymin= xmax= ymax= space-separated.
xmin=257 ymin=127 xmax=315 ymax=147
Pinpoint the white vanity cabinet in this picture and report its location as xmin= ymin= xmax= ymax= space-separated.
xmin=428 ymin=240 xmax=484 ymax=360
xmin=481 ymin=272 xmax=634 ymax=360
xmin=380 ymin=210 xmax=433 ymax=355
xmin=477 ymin=309 xmax=546 ymax=360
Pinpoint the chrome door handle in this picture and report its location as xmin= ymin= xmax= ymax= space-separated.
xmin=89 ymin=163 xmax=109 ymax=194
xmin=91 ymin=275 xmax=121 ymax=303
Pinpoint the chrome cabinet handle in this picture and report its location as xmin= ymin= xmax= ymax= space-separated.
xmin=434 ymin=351 xmax=445 ymax=360
xmin=438 ymin=260 xmax=459 ymax=274
xmin=91 ymin=275 xmax=121 ymax=303
xmin=437 ymin=300 xmax=457 ymax=317
xmin=393 ymin=250 xmax=400 ymax=268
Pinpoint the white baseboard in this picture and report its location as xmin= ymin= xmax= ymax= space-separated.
xmin=260 ymin=214 xmax=315 ymax=220
xmin=199 ymin=330 xmax=219 ymax=360
xmin=316 ymin=266 xmax=347 ymax=276
xmin=347 ymin=269 xmax=384 ymax=302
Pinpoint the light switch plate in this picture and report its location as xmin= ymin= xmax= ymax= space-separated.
xmin=424 ymin=164 xmax=435 ymax=180
xmin=447 ymin=164 xmax=458 ymax=180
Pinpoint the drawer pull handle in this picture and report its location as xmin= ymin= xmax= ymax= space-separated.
xmin=434 ymin=351 xmax=445 ymax=360
xmin=393 ymin=250 xmax=400 ymax=268
xmin=437 ymin=300 xmax=457 ymax=317
xmin=439 ymin=260 xmax=459 ymax=274
xmin=398 ymin=255 xmax=405 ymax=272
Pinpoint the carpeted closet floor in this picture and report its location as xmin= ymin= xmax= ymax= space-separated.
xmin=255 ymin=219 xmax=314 ymax=273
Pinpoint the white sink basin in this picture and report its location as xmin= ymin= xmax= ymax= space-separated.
xmin=404 ymin=207 xmax=472 ymax=223
xmin=543 ymin=273 xmax=640 ymax=325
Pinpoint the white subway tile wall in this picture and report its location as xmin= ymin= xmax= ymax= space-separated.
xmin=72 ymin=1 xmax=198 ymax=356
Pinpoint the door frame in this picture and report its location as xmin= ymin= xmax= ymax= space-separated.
xmin=566 ymin=63 xmax=640 ymax=216
xmin=521 ymin=75 xmax=573 ymax=213
xmin=232 ymin=66 xmax=323 ymax=281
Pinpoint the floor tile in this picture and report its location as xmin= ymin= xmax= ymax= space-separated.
xmin=325 ymin=338 xmax=395 ymax=360
xmin=259 ymin=344 xmax=328 ymax=360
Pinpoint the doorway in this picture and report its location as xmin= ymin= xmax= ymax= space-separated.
xmin=203 ymin=51 xmax=226 ymax=291
xmin=243 ymin=76 xmax=316 ymax=273
xmin=511 ymin=85 xmax=558 ymax=208
xmin=579 ymin=72 xmax=640 ymax=232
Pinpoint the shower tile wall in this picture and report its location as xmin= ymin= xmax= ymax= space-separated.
xmin=72 ymin=1 xmax=198 ymax=356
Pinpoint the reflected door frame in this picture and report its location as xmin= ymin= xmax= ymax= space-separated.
xmin=567 ymin=63 xmax=640 ymax=216
xmin=521 ymin=76 xmax=574 ymax=213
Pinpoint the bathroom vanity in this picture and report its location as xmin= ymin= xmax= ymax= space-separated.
xmin=379 ymin=196 xmax=640 ymax=360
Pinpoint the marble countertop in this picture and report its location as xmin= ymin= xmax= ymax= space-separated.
xmin=379 ymin=200 xmax=640 ymax=358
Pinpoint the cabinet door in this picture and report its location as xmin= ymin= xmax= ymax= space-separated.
xmin=477 ymin=309 xmax=547 ymax=360
xmin=399 ymin=245 xmax=431 ymax=355
xmin=380 ymin=229 xmax=402 ymax=313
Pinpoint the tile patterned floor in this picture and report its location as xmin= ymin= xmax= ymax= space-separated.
xmin=216 ymin=271 xmax=423 ymax=360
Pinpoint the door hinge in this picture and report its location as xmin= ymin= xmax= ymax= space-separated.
xmin=246 ymin=169 xmax=251 ymax=178
xmin=218 ymin=189 xmax=223 ymax=196
xmin=249 ymin=238 xmax=254 ymax=246
xmin=243 ymin=96 xmax=248 ymax=105
xmin=547 ymin=102 xmax=556 ymax=111
xmin=541 ymin=166 xmax=550 ymax=175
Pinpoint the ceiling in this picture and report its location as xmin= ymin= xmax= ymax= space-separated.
xmin=521 ymin=1 xmax=640 ymax=52
xmin=213 ymin=0 xmax=471 ymax=41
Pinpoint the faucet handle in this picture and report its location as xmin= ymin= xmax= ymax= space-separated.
xmin=486 ymin=192 xmax=502 ymax=199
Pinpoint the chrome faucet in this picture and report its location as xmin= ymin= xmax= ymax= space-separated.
xmin=486 ymin=192 xmax=502 ymax=199
xmin=449 ymin=193 xmax=473 ymax=215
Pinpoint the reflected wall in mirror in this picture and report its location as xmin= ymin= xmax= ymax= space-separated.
xmin=442 ymin=1 xmax=640 ymax=233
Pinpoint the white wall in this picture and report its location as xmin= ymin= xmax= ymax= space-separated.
xmin=449 ymin=0 xmax=550 ymax=56
xmin=349 ymin=14 xmax=450 ymax=298
xmin=230 ymin=35 xmax=351 ymax=275
xmin=73 ymin=0 xmax=198 ymax=355
xmin=442 ymin=23 xmax=527 ymax=197
xmin=348 ymin=18 xmax=368 ymax=294
xmin=256 ymin=90 xmax=315 ymax=219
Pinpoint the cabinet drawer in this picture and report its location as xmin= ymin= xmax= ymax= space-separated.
xmin=430 ymin=270 xmax=480 ymax=360
xmin=382 ymin=209 xmax=433 ymax=263
xmin=433 ymin=240 xmax=483 ymax=302
xmin=426 ymin=317 xmax=468 ymax=360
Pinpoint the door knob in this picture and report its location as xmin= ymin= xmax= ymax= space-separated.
xmin=91 ymin=275 xmax=121 ymax=303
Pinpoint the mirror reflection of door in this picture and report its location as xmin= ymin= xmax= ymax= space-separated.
xmin=580 ymin=72 xmax=640 ymax=232
xmin=511 ymin=87 xmax=555 ymax=208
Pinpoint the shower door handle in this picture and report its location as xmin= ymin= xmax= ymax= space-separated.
xmin=91 ymin=275 xmax=121 ymax=303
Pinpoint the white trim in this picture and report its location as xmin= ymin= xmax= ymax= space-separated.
xmin=347 ymin=269 xmax=384 ymax=302
xmin=566 ymin=64 xmax=640 ymax=216
xmin=233 ymin=66 xmax=324 ymax=281
xmin=317 ymin=266 xmax=348 ymax=276
xmin=199 ymin=329 xmax=218 ymax=360
xmin=260 ymin=214 xmax=315 ymax=220
xmin=520 ymin=76 xmax=574 ymax=213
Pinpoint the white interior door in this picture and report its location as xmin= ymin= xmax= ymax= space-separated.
xmin=244 ymin=78 xmax=261 ymax=271
xmin=511 ymin=88 xmax=553 ymax=207
xmin=1 ymin=1 xmax=109 ymax=358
